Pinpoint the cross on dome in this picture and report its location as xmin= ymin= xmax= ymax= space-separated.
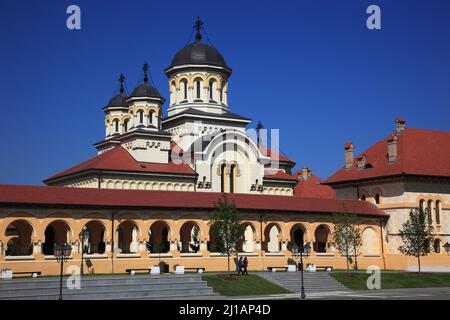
xmin=194 ymin=16 xmax=204 ymax=42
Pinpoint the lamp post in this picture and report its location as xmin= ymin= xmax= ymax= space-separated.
xmin=291 ymin=242 xmax=312 ymax=299
xmin=79 ymin=226 xmax=89 ymax=275
xmin=444 ymin=242 xmax=450 ymax=255
xmin=54 ymin=243 xmax=72 ymax=300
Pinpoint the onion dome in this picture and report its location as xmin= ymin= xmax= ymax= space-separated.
xmin=106 ymin=74 xmax=128 ymax=107
xmin=130 ymin=62 xmax=164 ymax=100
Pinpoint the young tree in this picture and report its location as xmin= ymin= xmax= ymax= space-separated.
xmin=399 ymin=207 xmax=434 ymax=274
xmin=209 ymin=194 xmax=244 ymax=274
xmin=332 ymin=213 xmax=362 ymax=274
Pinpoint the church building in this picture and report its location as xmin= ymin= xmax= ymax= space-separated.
xmin=0 ymin=19 xmax=448 ymax=275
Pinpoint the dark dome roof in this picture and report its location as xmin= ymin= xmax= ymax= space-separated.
xmin=130 ymin=83 xmax=163 ymax=99
xmin=169 ymin=41 xmax=229 ymax=69
xmin=106 ymin=93 xmax=128 ymax=107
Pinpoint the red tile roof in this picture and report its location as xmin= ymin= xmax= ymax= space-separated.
xmin=0 ymin=184 xmax=386 ymax=216
xmin=324 ymin=128 xmax=450 ymax=185
xmin=45 ymin=146 xmax=197 ymax=183
xmin=264 ymin=169 xmax=297 ymax=181
xmin=259 ymin=146 xmax=295 ymax=164
xmin=293 ymin=170 xmax=336 ymax=199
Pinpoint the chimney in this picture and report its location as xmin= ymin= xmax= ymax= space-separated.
xmin=344 ymin=142 xmax=354 ymax=170
xmin=387 ymin=135 xmax=398 ymax=163
xmin=300 ymin=167 xmax=311 ymax=180
xmin=395 ymin=117 xmax=406 ymax=135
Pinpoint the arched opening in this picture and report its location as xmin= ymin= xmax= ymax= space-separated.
xmin=427 ymin=200 xmax=433 ymax=223
xmin=123 ymin=119 xmax=129 ymax=132
xmin=194 ymin=78 xmax=202 ymax=100
xmin=113 ymin=119 xmax=119 ymax=133
xmin=374 ymin=194 xmax=380 ymax=204
xmin=148 ymin=221 xmax=170 ymax=253
xmin=117 ymin=221 xmax=139 ymax=254
xmin=362 ymin=227 xmax=379 ymax=255
xmin=290 ymin=224 xmax=306 ymax=251
xmin=314 ymin=225 xmax=330 ymax=253
xmin=4 ymin=220 xmax=33 ymax=256
xmin=435 ymin=200 xmax=441 ymax=225
xmin=181 ymin=79 xmax=188 ymax=100
xmin=434 ymin=239 xmax=441 ymax=253
xmin=229 ymin=164 xmax=237 ymax=193
xmin=148 ymin=111 xmax=154 ymax=127
xmin=209 ymin=80 xmax=216 ymax=101
xmin=43 ymin=220 xmax=71 ymax=255
xmin=237 ymin=223 xmax=256 ymax=253
xmin=139 ymin=110 xmax=144 ymax=125
xmin=179 ymin=221 xmax=200 ymax=253
xmin=83 ymin=220 xmax=106 ymax=254
xmin=220 ymin=163 xmax=227 ymax=193
xmin=419 ymin=199 xmax=425 ymax=213
xmin=264 ymin=223 xmax=281 ymax=253
xmin=170 ymin=81 xmax=177 ymax=104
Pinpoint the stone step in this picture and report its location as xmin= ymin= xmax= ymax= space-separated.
xmin=0 ymin=280 xmax=210 ymax=298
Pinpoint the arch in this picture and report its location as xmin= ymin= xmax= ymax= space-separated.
xmin=194 ymin=77 xmax=203 ymax=100
xmin=264 ymin=223 xmax=282 ymax=253
xmin=82 ymin=220 xmax=107 ymax=254
xmin=123 ymin=118 xmax=130 ymax=132
xmin=229 ymin=164 xmax=237 ymax=193
xmin=117 ymin=220 xmax=139 ymax=254
xmin=435 ymin=200 xmax=441 ymax=225
xmin=220 ymin=163 xmax=227 ymax=193
xmin=427 ymin=199 xmax=433 ymax=223
xmin=4 ymin=220 xmax=34 ymax=256
xmin=179 ymin=221 xmax=201 ymax=253
xmin=362 ymin=227 xmax=379 ymax=255
xmin=290 ymin=224 xmax=307 ymax=251
xmin=419 ymin=199 xmax=426 ymax=213
xmin=43 ymin=220 xmax=72 ymax=255
xmin=433 ymin=238 xmax=441 ymax=253
xmin=237 ymin=222 xmax=257 ymax=253
xmin=314 ymin=224 xmax=331 ymax=253
xmin=148 ymin=220 xmax=171 ymax=253
xmin=180 ymin=78 xmax=188 ymax=100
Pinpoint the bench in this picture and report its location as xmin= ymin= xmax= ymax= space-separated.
xmin=14 ymin=271 xmax=41 ymax=278
xmin=316 ymin=266 xmax=333 ymax=272
xmin=125 ymin=268 xmax=150 ymax=275
xmin=267 ymin=266 xmax=288 ymax=272
xmin=185 ymin=267 xmax=205 ymax=273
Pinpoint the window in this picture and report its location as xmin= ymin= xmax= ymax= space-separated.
xmin=148 ymin=112 xmax=153 ymax=126
xmin=435 ymin=200 xmax=441 ymax=225
xmin=374 ymin=194 xmax=380 ymax=204
xmin=220 ymin=87 xmax=223 ymax=102
xmin=434 ymin=239 xmax=441 ymax=253
xmin=139 ymin=111 xmax=144 ymax=124
xmin=181 ymin=79 xmax=188 ymax=100
xmin=124 ymin=119 xmax=129 ymax=132
xmin=229 ymin=164 xmax=236 ymax=193
xmin=114 ymin=119 xmax=119 ymax=133
xmin=209 ymin=80 xmax=216 ymax=101
xmin=195 ymin=79 xmax=201 ymax=99
xmin=220 ymin=164 xmax=227 ymax=193
xmin=419 ymin=199 xmax=425 ymax=213
xmin=427 ymin=200 xmax=433 ymax=223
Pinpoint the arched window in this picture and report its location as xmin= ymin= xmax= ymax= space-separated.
xmin=124 ymin=119 xmax=129 ymax=132
xmin=195 ymin=79 xmax=202 ymax=100
xmin=427 ymin=200 xmax=433 ymax=223
xmin=171 ymin=81 xmax=176 ymax=104
xmin=181 ymin=79 xmax=188 ymax=100
xmin=148 ymin=112 xmax=154 ymax=126
xmin=229 ymin=164 xmax=236 ymax=193
xmin=419 ymin=199 xmax=425 ymax=213
xmin=220 ymin=163 xmax=227 ymax=193
xmin=209 ymin=80 xmax=217 ymax=101
xmin=374 ymin=194 xmax=380 ymax=204
xmin=114 ymin=119 xmax=119 ymax=133
xmin=435 ymin=200 xmax=441 ymax=225
xmin=434 ymin=239 xmax=441 ymax=253
xmin=139 ymin=111 xmax=144 ymax=124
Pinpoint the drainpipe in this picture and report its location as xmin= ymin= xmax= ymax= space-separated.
xmin=380 ymin=219 xmax=386 ymax=270
xmin=111 ymin=212 xmax=115 ymax=274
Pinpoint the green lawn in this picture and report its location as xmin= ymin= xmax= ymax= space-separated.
xmin=202 ymin=274 xmax=290 ymax=296
xmin=332 ymin=271 xmax=450 ymax=290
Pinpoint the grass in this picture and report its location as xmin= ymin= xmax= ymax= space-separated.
xmin=331 ymin=271 xmax=450 ymax=290
xmin=202 ymin=274 xmax=290 ymax=296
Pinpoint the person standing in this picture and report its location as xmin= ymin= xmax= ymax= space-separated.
xmin=243 ymin=257 xmax=249 ymax=275
xmin=237 ymin=257 xmax=243 ymax=275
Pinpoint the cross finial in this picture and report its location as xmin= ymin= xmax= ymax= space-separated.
xmin=143 ymin=61 xmax=149 ymax=83
xmin=194 ymin=16 xmax=204 ymax=42
xmin=119 ymin=73 xmax=125 ymax=94
xmin=256 ymin=121 xmax=264 ymax=146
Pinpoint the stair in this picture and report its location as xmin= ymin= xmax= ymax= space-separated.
xmin=260 ymin=272 xmax=351 ymax=294
xmin=0 ymin=274 xmax=219 ymax=300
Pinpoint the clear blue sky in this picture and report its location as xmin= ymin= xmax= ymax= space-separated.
xmin=1 ymin=0 xmax=449 ymax=185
